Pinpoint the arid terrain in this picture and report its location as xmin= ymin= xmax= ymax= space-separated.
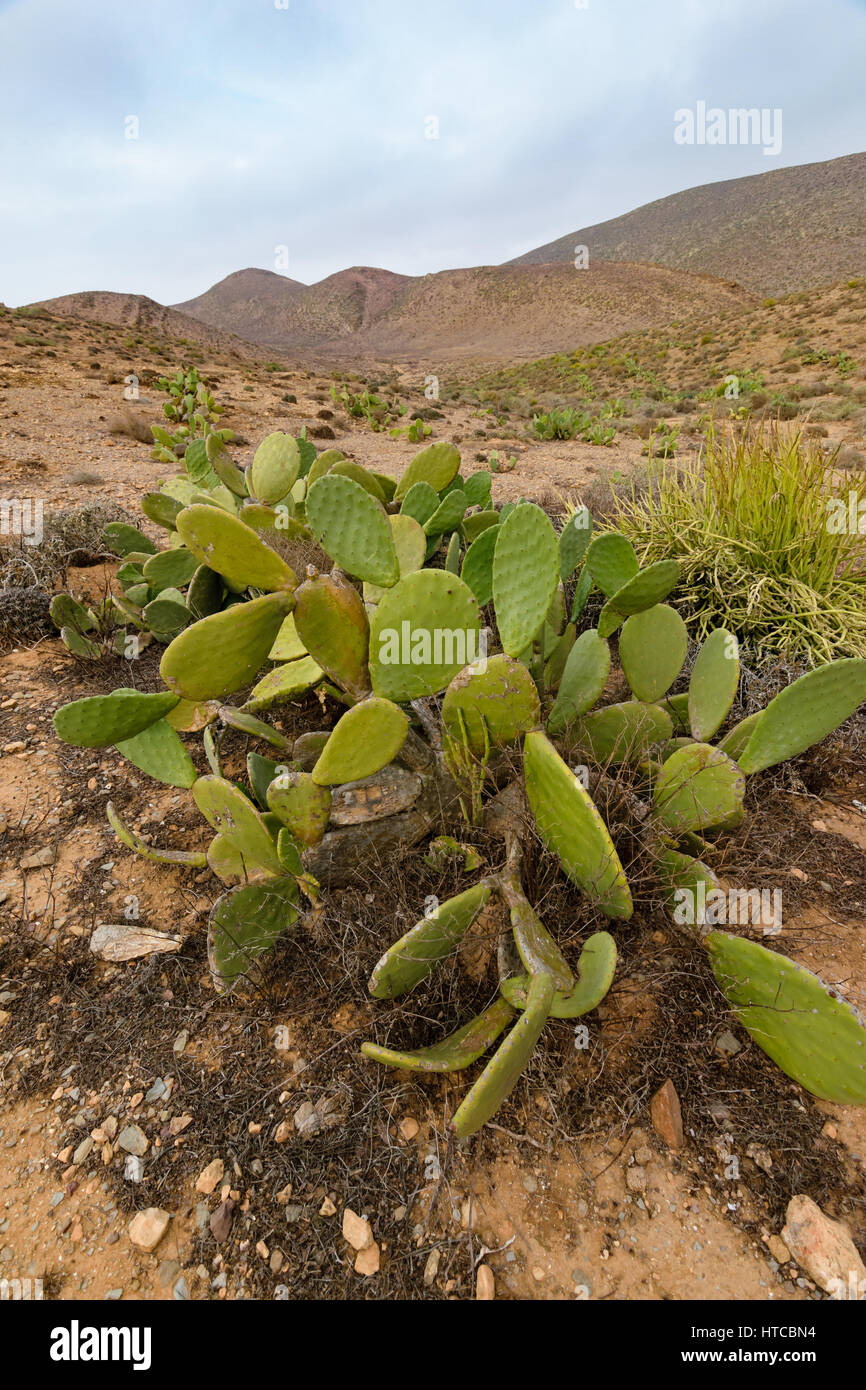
xmin=2 ymin=237 xmax=866 ymax=1303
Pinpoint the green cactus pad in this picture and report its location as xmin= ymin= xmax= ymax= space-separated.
xmin=186 ymin=564 xmax=224 ymax=620
xmin=306 ymin=474 xmax=399 ymax=587
xmin=441 ymin=654 xmax=540 ymax=756
xmin=706 ymin=932 xmax=866 ymax=1105
xmin=161 ymin=589 xmax=294 ymax=701
xmin=394 ymin=441 xmax=461 ymax=501
xmin=368 ymin=883 xmax=492 ymax=998
xmin=547 ymin=630 xmax=611 ymax=735
xmin=462 ymin=510 xmax=499 ymax=544
xmin=364 ymin=515 xmax=426 ymax=605
xmin=524 ymin=730 xmax=633 ymax=918
xmin=105 ymin=801 xmax=206 ymax=868
xmin=450 ymin=971 xmax=555 ymax=1139
xmin=207 ymin=832 xmax=246 ymax=885
xmin=653 ymin=743 xmax=745 ymax=834
xmin=205 ymin=435 xmax=248 ymax=497
xmin=688 ymin=629 xmax=740 ymax=742
xmin=460 ymin=524 xmax=499 ymax=606
xmin=329 ymin=460 xmax=386 ymax=503
xmin=115 ymin=717 xmax=198 ymax=789
xmin=267 ymin=771 xmax=331 ymax=847
xmin=141 ymin=492 xmax=185 ymax=530
xmin=544 ymin=623 xmax=576 ymax=690
xmin=444 ymin=531 xmax=461 ymax=574
xmin=585 ymin=532 xmax=638 ymax=596
xmin=141 ymin=547 xmax=198 ymax=594
xmin=143 ymin=589 xmax=190 ymax=637
xmin=737 ymin=658 xmax=866 ymax=774
xmin=619 ymin=604 xmax=688 ymax=702
xmin=176 ymin=504 xmax=297 ymax=593
xmin=361 ymin=998 xmax=514 ymax=1073
xmin=193 ymin=775 xmax=283 ymax=879
xmin=570 ymin=700 xmax=672 ymax=763
xmin=399 ymin=480 xmax=440 ymax=527
xmin=464 ymin=471 xmax=493 ymax=508
xmin=492 ymin=503 xmax=560 ymax=657
xmin=269 ymin=612 xmax=307 ymax=662
xmin=570 ymin=564 xmax=594 ymax=622
xmin=249 ymin=433 xmax=301 ymax=504
xmin=306 ymin=449 xmax=344 ymax=486
xmin=218 ymin=705 xmax=294 ymax=752
xmin=311 ymin=697 xmax=408 ymax=786
xmin=246 ymin=751 xmax=289 ymax=809
xmin=208 ymin=878 xmax=299 ymax=993
xmin=54 ymin=690 xmax=179 ymax=748
xmin=244 ymin=655 xmax=325 ymax=713
xmin=294 ymin=572 xmax=370 ymax=699
xmin=656 ymin=848 xmax=721 ymax=929
xmin=369 ymin=570 xmax=482 ymax=701
xmin=716 ymin=710 xmax=764 ymax=761
xmin=506 ymin=894 xmax=574 ymax=992
xmin=603 ymin=560 xmax=681 ymax=624
xmin=559 ymin=507 xmax=593 ymax=582
xmin=423 ymin=488 xmax=467 ymax=537
xmin=500 ymin=931 xmax=616 ymax=1018
xmin=103 ymin=521 xmax=158 ymax=557
xmin=50 ymin=593 xmax=94 ymax=633
xmin=658 ymin=690 xmax=691 ymax=734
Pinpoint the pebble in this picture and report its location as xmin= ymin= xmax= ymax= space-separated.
xmin=650 ymin=1078 xmax=684 ymax=1149
xmin=781 ymin=1194 xmax=866 ymax=1294
xmin=342 ymin=1208 xmax=373 ymax=1252
xmin=195 ymin=1159 xmax=225 ymax=1195
xmin=128 ymin=1207 xmax=171 ymax=1253
xmin=354 ymin=1243 xmax=380 ymax=1277
xmin=117 ymin=1125 xmax=149 ymax=1156
xmin=476 ymin=1264 xmax=495 ymax=1300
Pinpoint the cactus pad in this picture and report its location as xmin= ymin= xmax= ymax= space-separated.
xmin=619 ymin=604 xmax=688 ymax=702
xmin=176 ymin=504 xmax=297 ymax=592
xmin=245 ymin=656 xmax=324 ymax=712
xmin=570 ymin=700 xmax=672 ymax=764
xmin=311 ymin=697 xmax=408 ymax=786
xmin=450 ymin=971 xmax=555 ymax=1139
xmin=306 ymin=475 xmax=400 ymax=587
xmin=250 ymin=432 xmax=301 ymax=504
xmin=368 ymin=883 xmax=492 ymax=998
xmin=364 ymin=514 xmax=426 ymax=605
xmin=369 ymin=570 xmax=482 ymax=701
xmin=737 ymin=658 xmax=866 ymax=774
xmin=492 ymin=503 xmax=560 ymax=657
xmin=267 ymin=771 xmax=332 ymax=847
xmin=115 ymin=718 xmax=198 ymax=789
xmin=394 ymin=441 xmax=461 ymax=501
xmin=193 ymin=775 xmax=283 ymax=879
xmin=399 ymin=481 xmax=440 ymax=527
xmin=208 ymin=878 xmax=299 ymax=993
xmin=269 ymin=612 xmax=307 ymax=662
xmin=523 ymin=730 xmax=633 ymax=918
xmin=500 ymin=931 xmax=616 ymax=1018
xmin=547 ymin=630 xmax=611 ymax=735
xmin=361 ymin=999 xmax=514 ymax=1073
xmin=558 ymin=507 xmax=593 ymax=582
xmin=294 ymin=572 xmax=370 ymax=699
xmin=585 ymin=532 xmax=638 ymax=596
xmin=441 ymin=654 xmax=540 ymax=756
xmin=106 ymin=801 xmax=207 ymax=867
xmin=688 ymin=629 xmax=739 ymax=742
xmin=161 ymin=590 xmax=294 ymax=701
xmin=653 ymin=743 xmax=745 ymax=834
xmin=54 ymin=690 xmax=179 ymax=748
xmin=706 ymin=932 xmax=866 ymax=1105
xmin=460 ymin=524 xmax=499 ymax=606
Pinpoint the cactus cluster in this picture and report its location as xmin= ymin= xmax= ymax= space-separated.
xmin=52 ymin=430 xmax=866 ymax=1140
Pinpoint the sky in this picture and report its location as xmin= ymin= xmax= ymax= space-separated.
xmin=1 ymin=0 xmax=864 ymax=306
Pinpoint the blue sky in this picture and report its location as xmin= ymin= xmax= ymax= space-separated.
xmin=1 ymin=0 xmax=864 ymax=306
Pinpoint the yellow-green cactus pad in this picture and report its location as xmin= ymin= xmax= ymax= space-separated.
xmin=306 ymin=474 xmax=400 ymax=587
xmin=206 ymin=435 xmax=248 ymax=497
xmin=460 ymin=524 xmax=499 ymax=606
xmin=294 ymin=572 xmax=370 ymax=700
xmin=500 ymin=931 xmax=616 ymax=1018
xmin=361 ymin=998 xmax=514 ymax=1073
xmin=688 ymin=628 xmax=740 ymax=741
xmin=619 ymin=604 xmax=688 ymax=702
xmin=523 ymin=730 xmax=633 ymax=919
xmin=329 ymin=459 xmax=386 ymax=502
xmin=161 ymin=589 xmax=294 ymax=701
xmin=492 ymin=503 xmax=560 ymax=657
xmin=368 ymin=882 xmax=492 ymax=998
xmin=267 ymin=771 xmax=331 ymax=847
xmin=363 ymin=514 xmax=426 ymax=605
xmin=737 ymin=658 xmax=866 ymax=774
xmin=570 ymin=700 xmax=672 ymax=763
xmin=450 ymin=971 xmax=555 ymax=1139
xmin=176 ymin=504 xmax=297 ymax=593
xmin=115 ymin=718 xmax=198 ymax=789
xmin=653 ymin=743 xmax=745 ymax=834
xmin=394 ymin=441 xmax=461 ymax=501
xmin=250 ymin=433 xmax=301 ymax=504
xmin=193 ymin=775 xmax=283 ymax=879
xmin=369 ymin=570 xmax=482 ymax=702
xmin=441 ymin=654 xmax=540 ymax=756
xmin=311 ymin=697 xmax=409 ymax=786
xmin=559 ymin=507 xmax=593 ymax=582
xmin=269 ymin=612 xmax=307 ymax=662
xmin=707 ymin=932 xmax=866 ymax=1105
xmin=245 ymin=656 xmax=324 ymax=713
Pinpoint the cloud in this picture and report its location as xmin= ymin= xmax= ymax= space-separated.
xmin=0 ymin=0 xmax=864 ymax=304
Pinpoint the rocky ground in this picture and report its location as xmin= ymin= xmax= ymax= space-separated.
xmin=1 ymin=303 xmax=865 ymax=1302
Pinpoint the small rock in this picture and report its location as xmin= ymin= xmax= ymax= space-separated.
xmin=715 ymin=1029 xmax=742 ymax=1057
xmin=342 ymin=1208 xmax=373 ymax=1252
xmin=195 ymin=1158 xmax=225 ymax=1195
xmin=274 ymin=1120 xmax=292 ymax=1144
xmin=767 ymin=1235 xmax=791 ymax=1264
xmin=117 ymin=1125 xmax=149 ymax=1157
xmin=354 ymin=1242 xmax=380 ymax=1276
xmin=319 ymin=1197 xmax=337 ymax=1217
xmin=72 ymin=1137 xmax=94 ymax=1166
xmin=89 ymin=923 xmax=181 ymax=961
xmin=650 ymin=1079 xmax=683 ymax=1149
xmin=210 ymin=1198 xmax=235 ymax=1244
xmin=626 ymin=1165 xmax=647 ymax=1193
xmin=476 ymin=1264 xmax=495 ymax=1300
xmin=423 ymin=1249 xmax=440 ymax=1286
xmin=781 ymin=1194 xmax=866 ymax=1295
xmin=20 ymin=847 xmax=53 ymax=870
xmin=399 ymin=1117 xmax=419 ymax=1141
xmin=293 ymin=1101 xmax=321 ymax=1138
xmin=128 ymin=1207 xmax=171 ymax=1253
xmin=173 ymin=1030 xmax=189 ymax=1054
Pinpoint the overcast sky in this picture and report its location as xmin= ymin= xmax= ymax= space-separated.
xmin=1 ymin=0 xmax=864 ymax=306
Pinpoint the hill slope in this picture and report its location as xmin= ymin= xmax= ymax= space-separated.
xmin=29 ymin=290 xmax=257 ymax=357
xmin=508 ymin=152 xmax=866 ymax=296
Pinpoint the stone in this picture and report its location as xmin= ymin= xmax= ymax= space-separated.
xmin=650 ymin=1079 xmax=683 ymax=1149
xmin=319 ymin=1197 xmax=337 ymax=1217
xmin=274 ymin=1120 xmax=292 ymax=1144
xmin=476 ymin=1264 xmax=495 ymax=1300
xmin=89 ymin=924 xmax=181 ymax=961
xmin=195 ymin=1159 xmax=224 ymax=1194
xmin=117 ymin=1125 xmax=149 ymax=1156
xmin=354 ymin=1242 xmax=380 ymax=1276
xmin=293 ymin=1101 xmax=321 ymax=1138
xmin=399 ymin=1117 xmax=419 ymax=1141
xmin=210 ymin=1198 xmax=235 ymax=1244
xmin=626 ymin=1165 xmax=647 ymax=1193
xmin=767 ymin=1235 xmax=791 ymax=1264
xmin=715 ymin=1029 xmax=742 ymax=1057
xmin=72 ymin=1137 xmax=94 ymax=1166
xmin=128 ymin=1208 xmax=171 ymax=1253
xmin=781 ymin=1195 xmax=866 ymax=1295
xmin=423 ymin=1249 xmax=440 ymax=1286
xmin=342 ymin=1208 xmax=373 ymax=1252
